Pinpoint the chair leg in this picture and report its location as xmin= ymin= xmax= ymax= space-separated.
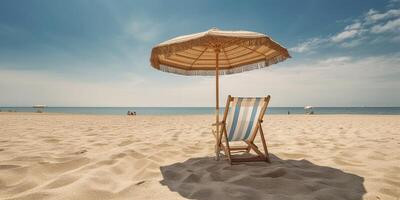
xmin=214 ymin=129 xmax=222 ymax=160
xmin=223 ymin=128 xmax=232 ymax=165
xmin=259 ymin=125 xmax=270 ymax=162
xmin=246 ymin=141 xmax=266 ymax=159
xmin=218 ymin=125 xmax=270 ymax=164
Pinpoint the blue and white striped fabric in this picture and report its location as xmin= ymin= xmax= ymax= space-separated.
xmin=226 ymin=97 xmax=264 ymax=141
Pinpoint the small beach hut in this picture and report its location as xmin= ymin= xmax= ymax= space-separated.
xmin=304 ymin=106 xmax=314 ymax=114
xmin=150 ymin=28 xmax=290 ymax=159
xmin=33 ymin=105 xmax=46 ymax=113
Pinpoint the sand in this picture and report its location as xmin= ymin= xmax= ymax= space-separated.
xmin=0 ymin=113 xmax=399 ymax=200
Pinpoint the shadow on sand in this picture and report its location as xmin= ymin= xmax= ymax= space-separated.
xmin=160 ymin=154 xmax=366 ymax=200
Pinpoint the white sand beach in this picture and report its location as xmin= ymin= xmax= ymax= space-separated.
xmin=0 ymin=113 xmax=399 ymax=200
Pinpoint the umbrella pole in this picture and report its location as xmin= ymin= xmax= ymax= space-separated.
xmin=215 ymin=49 xmax=220 ymax=160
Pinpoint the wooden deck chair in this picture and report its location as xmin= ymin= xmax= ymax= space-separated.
xmin=213 ymin=95 xmax=271 ymax=164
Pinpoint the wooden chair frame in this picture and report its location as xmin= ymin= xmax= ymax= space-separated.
xmin=213 ymin=95 xmax=271 ymax=164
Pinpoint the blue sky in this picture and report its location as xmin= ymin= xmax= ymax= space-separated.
xmin=0 ymin=0 xmax=399 ymax=106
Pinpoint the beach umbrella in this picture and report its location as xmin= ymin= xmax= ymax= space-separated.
xmin=150 ymin=28 xmax=290 ymax=158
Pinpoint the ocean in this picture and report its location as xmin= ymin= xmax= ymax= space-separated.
xmin=1 ymin=107 xmax=400 ymax=115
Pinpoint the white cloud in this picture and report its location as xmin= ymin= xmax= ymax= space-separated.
xmin=344 ymin=22 xmax=362 ymax=30
xmin=318 ymin=56 xmax=351 ymax=65
xmin=0 ymin=69 xmax=147 ymax=107
xmin=291 ymin=5 xmax=400 ymax=52
xmin=289 ymin=38 xmax=325 ymax=53
xmin=218 ymin=54 xmax=400 ymax=106
xmin=370 ymin=18 xmax=400 ymax=33
xmin=365 ymin=9 xmax=400 ymax=23
xmin=388 ymin=0 xmax=400 ymax=7
xmin=330 ymin=29 xmax=360 ymax=42
xmin=1 ymin=54 xmax=399 ymax=107
xmin=340 ymin=37 xmax=366 ymax=48
xmin=331 ymin=21 xmax=367 ymax=43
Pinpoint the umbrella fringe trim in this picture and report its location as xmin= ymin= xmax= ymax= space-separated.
xmin=158 ymin=55 xmax=288 ymax=76
xmin=150 ymin=36 xmax=290 ymax=68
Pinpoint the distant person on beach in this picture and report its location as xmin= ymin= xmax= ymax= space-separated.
xmin=288 ymin=111 xmax=290 ymax=115
xmin=127 ymin=111 xmax=136 ymax=116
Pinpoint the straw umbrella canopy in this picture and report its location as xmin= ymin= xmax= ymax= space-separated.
xmin=150 ymin=28 xmax=290 ymax=157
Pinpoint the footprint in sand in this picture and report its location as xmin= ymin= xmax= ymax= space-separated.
xmin=39 ymin=157 xmax=90 ymax=174
xmin=75 ymin=149 xmax=87 ymax=154
xmin=126 ymin=149 xmax=146 ymax=159
xmin=333 ymin=158 xmax=365 ymax=167
xmin=259 ymin=167 xmax=287 ymax=178
xmin=44 ymin=175 xmax=80 ymax=189
xmin=0 ymin=164 xmax=20 ymax=170
xmin=93 ymin=142 xmax=107 ymax=146
xmin=118 ymin=140 xmax=133 ymax=146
